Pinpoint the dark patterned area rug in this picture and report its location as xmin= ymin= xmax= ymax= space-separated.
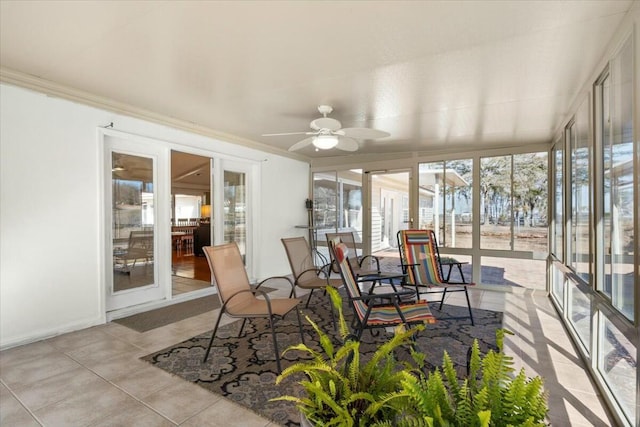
xmin=142 ymin=291 xmax=502 ymax=426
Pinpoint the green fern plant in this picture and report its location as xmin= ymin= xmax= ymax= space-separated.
xmin=272 ymin=286 xmax=423 ymax=427
xmin=273 ymin=287 xmax=548 ymax=426
xmin=395 ymin=329 xmax=549 ymax=427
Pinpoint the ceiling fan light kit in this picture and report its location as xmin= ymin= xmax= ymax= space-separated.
xmin=262 ymin=105 xmax=389 ymax=152
xmin=312 ymin=134 xmax=339 ymax=149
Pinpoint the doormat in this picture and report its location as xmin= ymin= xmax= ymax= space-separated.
xmin=114 ymin=287 xmax=275 ymax=332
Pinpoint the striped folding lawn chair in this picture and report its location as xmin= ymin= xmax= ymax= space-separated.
xmin=397 ymin=229 xmax=475 ymax=325
xmin=329 ymin=239 xmax=435 ymax=340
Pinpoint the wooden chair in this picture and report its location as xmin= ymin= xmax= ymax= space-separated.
xmin=202 ymin=243 xmax=304 ymax=372
xmin=397 ymin=229 xmax=475 ymax=325
xmin=329 ymin=240 xmax=435 ymax=340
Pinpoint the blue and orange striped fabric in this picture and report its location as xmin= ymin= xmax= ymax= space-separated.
xmin=333 ymin=242 xmax=435 ymax=326
xmin=398 ymin=229 xmax=446 ymax=286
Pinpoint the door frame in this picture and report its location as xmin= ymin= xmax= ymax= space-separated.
xmin=101 ymin=129 xmax=171 ymax=314
xmin=364 ymin=168 xmax=414 ymax=254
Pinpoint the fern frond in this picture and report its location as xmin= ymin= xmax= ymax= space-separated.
xmin=468 ymin=340 xmax=482 ymax=393
xmin=326 ymin=287 xmax=350 ymax=339
xmin=441 ymin=351 xmax=459 ymax=399
xmin=454 ymin=380 xmax=472 ymax=426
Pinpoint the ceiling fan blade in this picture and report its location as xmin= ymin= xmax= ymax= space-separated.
xmin=340 ymin=127 xmax=390 ymax=139
xmin=288 ymin=137 xmax=315 ymax=151
xmin=336 ymin=137 xmax=359 ymax=152
xmin=263 ymin=131 xmax=315 ymax=137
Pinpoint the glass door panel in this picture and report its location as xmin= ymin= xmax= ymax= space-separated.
xmin=105 ymin=137 xmax=165 ymax=312
xmin=419 ymin=160 xmax=473 ymax=248
xmin=312 ymin=169 xmax=364 ymax=260
xmin=223 ymin=170 xmax=246 ymax=261
xmin=369 ymin=170 xmax=411 ymax=253
xmin=170 ymin=150 xmax=212 ymax=295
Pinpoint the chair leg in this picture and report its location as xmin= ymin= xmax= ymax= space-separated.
xmin=304 ymin=290 xmax=314 ymax=308
xmin=295 ymin=308 xmax=305 ymax=344
xmin=238 ymin=318 xmax=248 ymax=337
xmin=464 ymin=286 xmax=475 ymax=325
xmin=268 ymin=316 xmax=282 ymax=373
xmin=439 ymin=287 xmax=447 ymax=310
xmin=203 ymin=310 xmax=224 ymax=363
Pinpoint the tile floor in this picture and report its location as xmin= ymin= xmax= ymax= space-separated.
xmin=1 ymin=286 xmax=617 ymax=426
xmin=171 ymin=276 xmax=211 ymax=296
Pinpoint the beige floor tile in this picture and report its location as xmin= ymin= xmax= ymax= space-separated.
xmin=11 ymin=366 xmax=106 ymax=411
xmin=111 ymin=364 xmax=179 ymax=399
xmin=545 ymin=385 xmax=613 ymax=427
xmin=98 ymin=322 xmax=146 ymax=344
xmin=88 ymin=398 xmax=176 ymax=427
xmin=81 ymin=349 xmax=150 ymax=380
xmin=180 ymin=398 xmax=271 ymax=427
xmin=141 ymin=379 xmax=221 ymax=424
xmin=33 ymin=379 xmax=134 ymax=427
xmin=46 ymin=327 xmax=117 ymax=352
xmin=0 ymin=351 xmax=81 ymax=388
xmin=0 ymin=340 xmax=59 ymax=371
xmin=0 ymin=383 xmax=40 ymax=427
xmin=552 ymin=363 xmax=600 ymax=394
xmin=65 ymin=335 xmax=143 ymax=365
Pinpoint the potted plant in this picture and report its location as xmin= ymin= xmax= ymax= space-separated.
xmin=272 ymin=286 xmax=423 ymax=426
xmin=273 ymin=287 xmax=549 ymax=426
xmin=391 ymin=329 xmax=549 ymax=426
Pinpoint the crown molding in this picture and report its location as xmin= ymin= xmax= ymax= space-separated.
xmin=0 ymin=67 xmax=310 ymax=163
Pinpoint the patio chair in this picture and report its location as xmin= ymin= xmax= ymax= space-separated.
xmin=397 ymin=229 xmax=475 ymax=325
xmin=202 ymin=243 xmax=304 ymax=372
xmin=113 ymin=230 xmax=154 ymax=274
xmin=281 ymin=236 xmax=343 ymax=307
xmin=326 ymin=231 xmax=381 ymax=278
xmin=329 ymin=240 xmax=435 ymax=340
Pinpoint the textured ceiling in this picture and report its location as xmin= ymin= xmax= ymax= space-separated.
xmin=0 ymin=1 xmax=633 ymax=159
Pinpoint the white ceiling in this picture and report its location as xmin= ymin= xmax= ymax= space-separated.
xmin=0 ymin=1 xmax=633 ymax=159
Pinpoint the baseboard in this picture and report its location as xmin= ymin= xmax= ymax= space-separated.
xmin=0 ymin=315 xmax=106 ymax=351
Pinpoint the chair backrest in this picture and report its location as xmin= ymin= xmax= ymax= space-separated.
xmin=129 ymin=230 xmax=154 ymax=250
xmin=325 ymin=232 xmax=360 ymax=271
xmin=202 ymin=243 xmax=253 ymax=312
xmin=397 ymin=229 xmax=445 ymax=285
xmin=281 ymin=237 xmax=318 ymax=284
xmin=329 ymin=240 xmax=369 ymax=322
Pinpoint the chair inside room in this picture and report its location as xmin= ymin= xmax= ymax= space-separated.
xmin=281 ymin=236 xmax=343 ymax=307
xmin=397 ymin=229 xmax=475 ymax=325
xmin=114 ymin=230 xmax=154 ymax=274
xmin=325 ymin=231 xmax=381 ymax=278
xmin=202 ymin=243 xmax=304 ymax=372
xmin=329 ymin=240 xmax=435 ymax=340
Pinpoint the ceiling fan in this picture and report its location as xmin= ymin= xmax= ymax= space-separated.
xmin=263 ymin=105 xmax=390 ymax=152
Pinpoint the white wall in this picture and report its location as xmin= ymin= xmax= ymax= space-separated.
xmin=0 ymin=83 xmax=309 ymax=348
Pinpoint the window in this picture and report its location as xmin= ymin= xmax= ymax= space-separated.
xmin=480 ymin=153 xmax=548 ymax=252
xmin=569 ymin=98 xmax=591 ymax=283
xmin=596 ymin=37 xmax=635 ymax=321
xmin=174 ymin=195 xmax=201 ymax=221
xmin=552 ymin=143 xmax=564 ymax=261
xmin=513 ymin=152 xmax=548 ymax=253
xmin=313 ymin=169 xmax=363 ymax=244
xmin=419 ymin=159 xmax=473 ymax=248
xmin=480 ymin=155 xmax=512 ymax=250
xmin=597 ymin=315 xmax=637 ymax=426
